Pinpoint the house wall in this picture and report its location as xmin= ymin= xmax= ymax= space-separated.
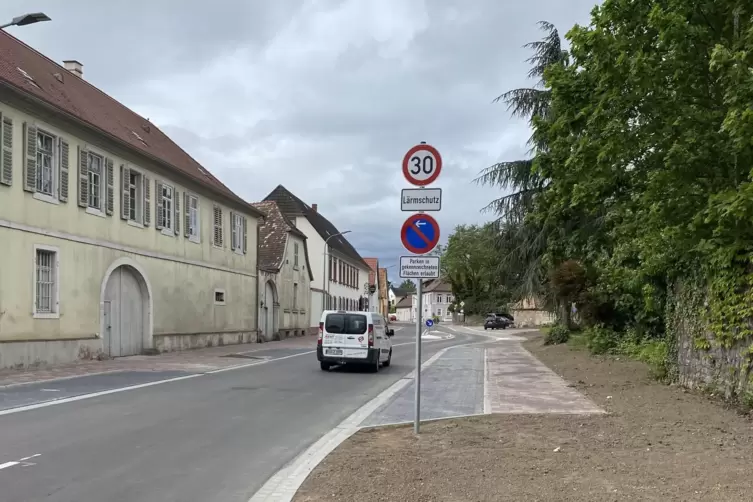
xmin=422 ymin=291 xmax=454 ymax=321
xmin=292 ymin=217 xmax=325 ymax=328
xmin=510 ymin=309 xmax=555 ymax=327
xmin=396 ymin=307 xmax=411 ymax=322
xmin=0 ymin=99 xmax=259 ymax=368
xmin=327 ymin=250 xmax=368 ymax=311
xmin=279 ymin=234 xmax=311 ymax=333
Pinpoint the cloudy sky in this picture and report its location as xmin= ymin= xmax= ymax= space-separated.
xmin=4 ymin=0 xmax=598 ymax=273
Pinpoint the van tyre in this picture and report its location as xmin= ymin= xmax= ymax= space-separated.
xmin=320 ymin=362 xmax=331 ymax=371
xmin=369 ymin=355 xmax=380 ymax=373
xmin=383 ymin=349 xmax=392 ymax=367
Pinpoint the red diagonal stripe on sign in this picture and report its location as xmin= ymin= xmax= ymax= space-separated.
xmin=410 ymin=222 xmax=433 ymax=247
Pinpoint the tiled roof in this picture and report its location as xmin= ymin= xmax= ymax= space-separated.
xmin=0 ymin=30 xmax=262 ymax=218
xmin=363 ymin=258 xmax=378 ymax=286
xmin=392 ymin=287 xmax=412 ymax=297
xmin=264 ymin=185 xmax=369 ymax=268
xmin=395 ymin=296 xmax=413 ymax=309
xmin=422 ymin=278 xmax=452 ymax=293
xmin=252 ymin=201 xmax=310 ymax=276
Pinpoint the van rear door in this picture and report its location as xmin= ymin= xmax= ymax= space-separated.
xmin=322 ymin=312 xmax=369 ymax=359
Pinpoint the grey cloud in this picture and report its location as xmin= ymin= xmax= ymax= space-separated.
xmin=3 ymin=0 xmax=600 ymax=267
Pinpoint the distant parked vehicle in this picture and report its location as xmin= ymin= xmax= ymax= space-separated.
xmin=389 ymin=314 xmax=397 ymax=321
xmin=484 ymin=313 xmax=513 ymax=330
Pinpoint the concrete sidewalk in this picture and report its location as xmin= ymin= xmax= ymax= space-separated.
xmin=0 ymin=335 xmax=318 ymax=388
xmin=360 ymin=335 xmax=602 ymax=428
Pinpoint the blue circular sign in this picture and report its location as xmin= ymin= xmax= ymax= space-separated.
xmin=425 ymin=319 xmax=434 ymax=327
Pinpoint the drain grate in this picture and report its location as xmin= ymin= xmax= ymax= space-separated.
xmin=220 ymin=353 xmax=267 ymax=360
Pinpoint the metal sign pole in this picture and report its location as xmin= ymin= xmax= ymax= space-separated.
xmin=414 ymin=278 xmax=423 ymax=434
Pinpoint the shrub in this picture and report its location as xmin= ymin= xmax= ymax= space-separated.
xmin=544 ymin=324 xmax=570 ymax=345
xmin=584 ymin=324 xmax=619 ymax=354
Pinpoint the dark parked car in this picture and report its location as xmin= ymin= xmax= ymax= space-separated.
xmin=484 ymin=313 xmax=514 ymax=330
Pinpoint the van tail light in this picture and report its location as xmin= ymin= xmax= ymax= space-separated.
xmin=318 ymin=322 xmax=324 ymax=346
xmin=368 ymin=324 xmax=374 ymax=347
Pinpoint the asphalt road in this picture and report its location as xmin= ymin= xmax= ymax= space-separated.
xmin=0 ymin=323 xmax=486 ymax=502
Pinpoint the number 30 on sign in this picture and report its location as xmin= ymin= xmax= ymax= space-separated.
xmin=402 ymin=143 xmax=443 ymax=186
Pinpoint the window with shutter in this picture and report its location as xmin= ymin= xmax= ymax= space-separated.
xmin=77 ymin=146 xmax=88 ymax=207
xmin=155 ymin=181 xmax=164 ymax=229
xmin=105 ymin=157 xmax=114 ymax=215
xmin=59 ymin=139 xmax=69 ymax=202
xmin=157 ymin=182 xmax=174 ymax=234
xmin=294 ymin=242 xmax=299 ymax=269
xmin=1 ymin=114 xmax=13 ymax=186
xmin=86 ymin=151 xmax=104 ymax=211
xmin=231 ymin=212 xmax=243 ymax=253
xmin=174 ymin=189 xmax=180 ymax=235
xmin=23 ymin=122 xmax=37 ymax=193
xmin=187 ymin=194 xmax=200 ymax=242
xmin=213 ymin=205 xmax=223 ymax=247
xmin=143 ymin=175 xmax=151 ymax=226
xmin=242 ymin=216 xmax=247 ymax=254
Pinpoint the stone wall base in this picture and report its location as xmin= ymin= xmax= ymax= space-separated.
xmin=0 ymin=338 xmax=104 ymax=370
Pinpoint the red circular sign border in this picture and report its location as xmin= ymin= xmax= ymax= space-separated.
xmin=402 ymin=144 xmax=443 ymax=186
xmin=400 ymin=213 xmax=440 ymax=255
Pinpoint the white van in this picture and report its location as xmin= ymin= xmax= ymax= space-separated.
xmin=317 ymin=310 xmax=394 ymax=372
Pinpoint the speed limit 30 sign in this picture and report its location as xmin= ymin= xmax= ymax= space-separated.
xmin=402 ymin=143 xmax=442 ymax=186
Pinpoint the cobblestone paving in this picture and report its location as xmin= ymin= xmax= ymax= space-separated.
xmin=360 ymin=346 xmax=484 ymax=427
xmin=486 ymin=344 xmax=603 ymax=414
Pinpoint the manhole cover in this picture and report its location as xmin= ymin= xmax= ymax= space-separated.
xmin=220 ymin=353 xmax=267 ymax=360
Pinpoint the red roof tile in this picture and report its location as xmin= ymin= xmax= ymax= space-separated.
xmin=363 ymin=257 xmax=378 ymax=286
xmin=0 ymin=30 xmax=261 ymax=216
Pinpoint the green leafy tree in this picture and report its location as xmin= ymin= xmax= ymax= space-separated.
xmin=398 ymin=280 xmax=416 ymax=292
xmin=441 ymin=224 xmax=511 ymax=315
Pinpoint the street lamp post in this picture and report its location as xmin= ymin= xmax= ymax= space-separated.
xmin=321 ymin=230 xmax=351 ymax=312
xmin=0 ymin=12 xmax=51 ymax=30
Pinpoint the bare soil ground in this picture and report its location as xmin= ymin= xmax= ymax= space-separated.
xmin=293 ymin=332 xmax=753 ymax=502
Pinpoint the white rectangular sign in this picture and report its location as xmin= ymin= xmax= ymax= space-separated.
xmin=401 ymin=188 xmax=442 ymax=212
xmin=399 ymin=255 xmax=440 ymax=279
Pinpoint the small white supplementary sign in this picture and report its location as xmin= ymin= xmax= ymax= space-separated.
xmin=399 ymin=255 xmax=440 ymax=279
xmin=401 ymin=188 xmax=442 ymax=212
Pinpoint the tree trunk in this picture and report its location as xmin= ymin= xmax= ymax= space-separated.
xmin=558 ymin=301 xmax=571 ymax=329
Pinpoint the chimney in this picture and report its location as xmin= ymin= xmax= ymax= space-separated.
xmin=63 ymin=60 xmax=83 ymax=78
xmin=311 ymin=203 xmax=317 ymax=213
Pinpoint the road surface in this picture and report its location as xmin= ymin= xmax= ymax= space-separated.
xmin=0 ymin=323 xmax=485 ymax=502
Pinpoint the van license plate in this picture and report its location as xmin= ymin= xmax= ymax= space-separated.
xmin=325 ymin=348 xmax=343 ymax=356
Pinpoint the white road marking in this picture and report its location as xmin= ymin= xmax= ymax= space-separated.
xmin=248 ymin=331 xmax=493 ymax=502
xmin=0 ymin=335 xmax=457 ymax=417
xmin=40 ymin=388 xmax=60 ymax=392
xmin=0 ymin=453 xmax=41 ymax=472
xmin=0 ymin=374 xmax=203 ymax=417
xmin=248 ymin=346 xmax=454 ymax=502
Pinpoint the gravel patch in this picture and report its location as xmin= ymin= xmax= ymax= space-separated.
xmin=293 ymin=333 xmax=753 ymax=502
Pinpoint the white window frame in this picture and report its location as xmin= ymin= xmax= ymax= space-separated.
xmin=160 ymin=182 xmax=174 ymax=236
xmin=293 ymin=242 xmax=300 ymax=269
xmin=187 ymin=193 xmax=200 ymax=243
xmin=231 ymin=212 xmax=244 ymax=254
xmin=31 ymin=126 xmax=62 ymax=206
xmin=32 ymin=244 xmax=60 ymax=319
xmin=126 ymin=168 xmax=144 ymax=227
xmin=214 ymin=288 xmax=226 ymax=306
xmin=293 ymin=283 xmax=298 ymax=310
xmin=437 ymin=294 xmax=442 ymax=303
xmin=85 ymin=150 xmax=105 ymax=216
xmin=35 ymin=129 xmax=57 ymax=198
